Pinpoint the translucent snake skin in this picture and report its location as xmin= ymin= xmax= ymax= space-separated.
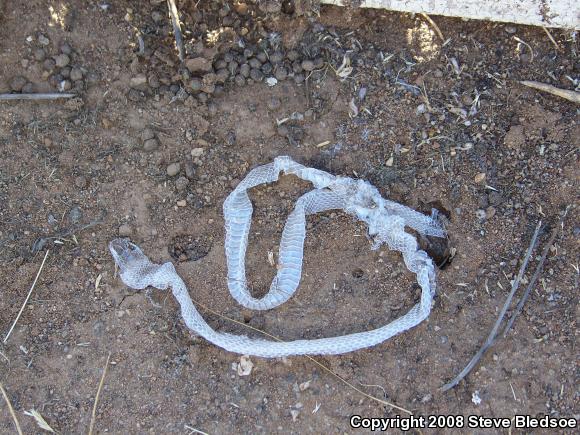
xmin=109 ymin=156 xmax=445 ymax=357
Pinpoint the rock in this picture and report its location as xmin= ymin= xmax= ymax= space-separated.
xmin=60 ymin=67 xmax=71 ymax=78
xmin=274 ymin=67 xmax=288 ymax=81
xmin=68 ymin=206 xmax=83 ymax=224
xmin=185 ymin=57 xmax=213 ymax=73
xmin=261 ymin=62 xmax=273 ymax=75
xmin=287 ymin=50 xmax=299 ymax=61
xmin=184 ymin=159 xmax=196 ymax=179
xmin=235 ymin=75 xmax=246 ymax=86
xmin=239 ymin=63 xmax=250 ymax=77
xmin=167 ymin=162 xmax=181 ymax=177
xmin=70 ymin=67 xmax=83 ymax=81
xmin=250 ymin=68 xmax=263 ymax=81
xmin=475 ymin=209 xmax=487 ymax=220
xmin=60 ymin=42 xmax=72 ymax=55
xmin=191 ymin=147 xmax=204 ymax=157
xmin=190 ymin=77 xmax=202 ymax=92
xmin=143 ymin=138 xmax=159 ymax=151
xmin=54 ymin=54 xmax=70 ymax=68
xmin=301 ymin=59 xmax=315 ymax=71
xmin=505 ymin=25 xmax=517 ymax=34
xmin=34 ymin=48 xmax=46 ymax=61
xmin=270 ymin=51 xmax=284 ymax=63
xmin=175 ymin=176 xmax=189 ymax=191
xmin=486 ymin=206 xmax=496 ymax=219
xmin=176 ymin=199 xmax=187 ymax=207
xmin=248 ymin=58 xmax=261 ymax=69
xmin=474 ymin=173 xmax=486 ymax=184
xmin=130 ymin=74 xmax=148 ymax=91
xmin=118 ymin=224 xmax=133 ymax=236
xmin=43 ymin=58 xmax=56 ymax=72
xmin=141 ymin=128 xmax=155 ymax=142
xmin=10 ymin=76 xmax=27 ymax=92
xmin=21 ymin=82 xmax=34 ymax=93
xmin=38 ymin=34 xmax=50 ymax=46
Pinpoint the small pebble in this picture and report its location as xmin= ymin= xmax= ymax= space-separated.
xmin=474 ymin=173 xmax=486 ymax=184
xmin=235 ymin=75 xmax=246 ymax=86
xmin=176 ymin=200 xmax=187 ymax=207
xmin=191 ymin=147 xmax=204 ymax=157
xmin=10 ymin=76 xmax=27 ymax=92
xmin=60 ymin=42 xmax=72 ymax=55
xmin=239 ymin=63 xmax=250 ymax=77
xmin=141 ymin=128 xmax=155 ymax=142
xmin=184 ymin=159 xmax=196 ymax=179
xmin=249 ymin=68 xmax=263 ymax=81
xmin=38 ymin=34 xmax=50 ymax=46
xmin=54 ymin=54 xmax=70 ymax=68
xmin=143 ymin=138 xmax=159 ymax=151
xmin=274 ymin=67 xmax=288 ymax=81
xmin=70 ymin=68 xmax=83 ymax=81
xmin=287 ymin=50 xmax=299 ymax=61
xmin=68 ymin=206 xmax=83 ymax=224
xmin=475 ymin=209 xmax=487 ymax=220
xmin=175 ymin=176 xmax=189 ymax=192
xmin=34 ymin=48 xmax=46 ymax=61
xmin=167 ymin=163 xmax=181 ymax=176
xmin=42 ymin=58 xmax=56 ymax=72
xmin=301 ymin=59 xmax=315 ymax=71
xmin=21 ymin=82 xmax=34 ymax=93
xmin=249 ymin=58 xmax=262 ymax=69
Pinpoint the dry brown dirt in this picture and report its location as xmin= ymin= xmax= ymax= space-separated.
xmin=0 ymin=1 xmax=578 ymax=433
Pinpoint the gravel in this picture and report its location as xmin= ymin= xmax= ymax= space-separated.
xmin=10 ymin=76 xmax=27 ymax=92
xmin=167 ymin=163 xmax=181 ymax=177
xmin=54 ymin=54 xmax=71 ymax=68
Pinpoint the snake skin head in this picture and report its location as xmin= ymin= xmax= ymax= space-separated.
xmin=109 ymin=238 xmax=146 ymax=271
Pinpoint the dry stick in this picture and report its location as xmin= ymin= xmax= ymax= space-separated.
xmin=420 ymin=13 xmax=445 ymax=42
xmin=0 ymin=93 xmax=75 ymax=101
xmin=441 ymin=221 xmax=542 ymax=392
xmin=542 ymin=27 xmax=561 ymax=51
xmin=0 ymin=382 xmax=23 ymax=435
xmin=503 ymin=209 xmax=568 ymax=336
xmin=167 ymin=0 xmax=184 ymax=62
xmin=3 ymin=250 xmax=50 ymax=344
xmin=190 ymin=296 xmax=412 ymax=414
xmin=88 ymin=352 xmax=111 ymax=435
xmin=520 ymin=81 xmax=580 ymax=104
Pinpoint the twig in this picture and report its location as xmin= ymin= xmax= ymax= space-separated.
xmin=503 ymin=208 xmax=569 ymax=336
xmin=420 ymin=13 xmax=445 ymax=42
xmin=542 ymin=27 xmax=561 ymax=51
xmin=0 ymin=382 xmax=23 ymax=435
xmin=167 ymin=0 xmax=184 ymax=62
xmin=3 ymin=250 xmax=50 ymax=343
xmin=520 ymin=80 xmax=580 ymax=104
xmin=189 ymin=296 xmax=412 ymax=414
xmin=0 ymin=93 xmax=75 ymax=101
xmin=88 ymin=352 xmax=111 ymax=435
xmin=185 ymin=425 xmax=209 ymax=435
xmin=441 ymin=222 xmax=542 ymax=391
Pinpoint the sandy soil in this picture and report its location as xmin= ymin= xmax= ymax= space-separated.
xmin=0 ymin=1 xmax=578 ymax=433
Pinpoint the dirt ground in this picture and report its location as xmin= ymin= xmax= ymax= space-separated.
xmin=0 ymin=1 xmax=578 ymax=433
